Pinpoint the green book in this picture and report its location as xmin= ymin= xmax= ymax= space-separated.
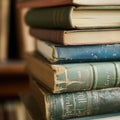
xmin=68 ymin=113 xmax=120 ymax=120
xmin=25 ymin=79 xmax=120 ymax=120
xmin=26 ymin=53 xmax=120 ymax=93
xmin=25 ymin=6 xmax=120 ymax=29
xmin=21 ymin=90 xmax=120 ymax=120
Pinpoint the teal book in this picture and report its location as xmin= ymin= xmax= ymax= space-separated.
xmin=27 ymin=79 xmax=120 ymax=120
xmin=25 ymin=6 xmax=120 ymax=29
xmin=21 ymin=89 xmax=120 ymax=120
xmin=68 ymin=113 xmax=120 ymax=120
xmin=26 ymin=54 xmax=120 ymax=93
xmin=36 ymin=39 xmax=120 ymax=63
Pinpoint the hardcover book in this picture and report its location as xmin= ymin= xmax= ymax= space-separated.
xmin=23 ymin=79 xmax=120 ymax=120
xmin=30 ymin=28 xmax=120 ymax=45
xmin=17 ymin=0 xmax=120 ymax=9
xmin=68 ymin=113 xmax=120 ymax=120
xmin=25 ymin=6 xmax=120 ymax=29
xmin=21 ymin=90 xmax=120 ymax=120
xmin=26 ymin=54 xmax=120 ymax=93
xmin=36 ymin=39 xmax=120 ymax=63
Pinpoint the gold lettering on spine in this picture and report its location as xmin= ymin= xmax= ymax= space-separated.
xmin=65 ymin=95 xmax=73 ymax=116
xmin=77 ymin=93 xmax=87 ymax=113
xmin=77 ymin=94 xmax=87 ymax=104
xmin=105 ymin=71 xmax=111 ymax=87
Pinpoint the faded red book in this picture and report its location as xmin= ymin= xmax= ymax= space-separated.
xmin=17 ymin=0 xmax=120 ymax=9
xmin=30 ymin=28 xmax=120 ymax=45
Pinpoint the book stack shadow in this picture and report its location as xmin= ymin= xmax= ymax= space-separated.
xmin=20 ymin=1 xmax=120 ymax=120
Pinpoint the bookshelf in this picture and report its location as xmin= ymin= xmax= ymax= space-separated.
xmin=0 ymin=61 xmax=29 ymax=96
xmin=0 ymin=0 xmax=30 ymax=96
xmin=0 ymin=0 xmax=33 ymax=119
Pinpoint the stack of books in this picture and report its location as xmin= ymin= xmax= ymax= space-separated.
xmin=17 ymin=0 xmax=120 ymax=119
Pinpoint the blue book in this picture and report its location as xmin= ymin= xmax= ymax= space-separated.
xmin=36 ymin=39 xmax=120 ymax=63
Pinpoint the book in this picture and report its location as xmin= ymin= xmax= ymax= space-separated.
xmin=30 ymin=28 xmax=120 ymax=45
xmin=21 ymin=91 xmax=120 ymax=120
xmin=26 ymin=54 xmax=120 ymax=93
xmin=36 ymin=39 xmax=120 ymax=63
xmin=67 ymin=113 xmax=120 ymax=120
xmin=17 ymin=0 xmax=120 ymax=9
xmin=24 ymin=79 xmax=120 ymax=120
xmin=20 ymin=92 xmax=47 ymax=120
xmin=0 ymin=0 xmax=11 ymax=61
xmin=25 ymin=6 xmax=120 ymax=29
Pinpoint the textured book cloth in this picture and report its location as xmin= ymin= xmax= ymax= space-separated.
xmin=21 ymin=79 xmax=120 ymax=120
xmin=21 ymin=91 xmax=120 ymax=120
xmin=36 ymin=39 xmax=120 ymax=63
xmin=26 ymin=54 xmax=120 ymax=93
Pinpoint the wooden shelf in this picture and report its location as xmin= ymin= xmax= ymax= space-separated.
xmin=0 ymin=61 xmax=29 ymax=96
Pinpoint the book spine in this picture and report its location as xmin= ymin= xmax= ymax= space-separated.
xmin=30 ymin=28 xmax=65 ymax=44
xmin=55 ymin=44 xmax=120 ymax=63
xmin=47 ymin=88 xmax=120 ymax=120
xmin=25 ymin=6 xmax=73 ymax=29
xmin=54 ymin=62 xmax=120 ymax=93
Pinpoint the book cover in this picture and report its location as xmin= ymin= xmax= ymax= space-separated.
xmin=25 ymin=6 xmax=120 ymax=29
xmin=21 ymin=91 xmax=120 ymax=120
xmin=30 ymin=28 xmax=120 ymax=45
xmin=17 ymin=0 xmax=120 ymax=9
xmin=28 ymin=79 xmax=120 ymax=120
xmin=68 ymin=112 xmax=120 ymax=120
xmin=26 ymin=54 xmax=120 ymax=93
xmin=36 ymin=39 xmax=120 ymax=63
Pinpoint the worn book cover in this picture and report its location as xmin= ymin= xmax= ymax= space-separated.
xmin=30 ymin=28 xmax=120 ymax=45
xmin=25 ymin=6 xmax=120 ymax=29
xmin=22 ymin=79 xmax=120 ymax=120
xmin=26 ymin=54 xmax=120 ymax=93
xmin=36 ymin=39 xmax=120 ymax=63
xmin=21 ymin=90 xmax=120 ymax=120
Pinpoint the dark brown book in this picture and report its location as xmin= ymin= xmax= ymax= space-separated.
xmin=17 ymin=0 xmax=120 ymax=9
